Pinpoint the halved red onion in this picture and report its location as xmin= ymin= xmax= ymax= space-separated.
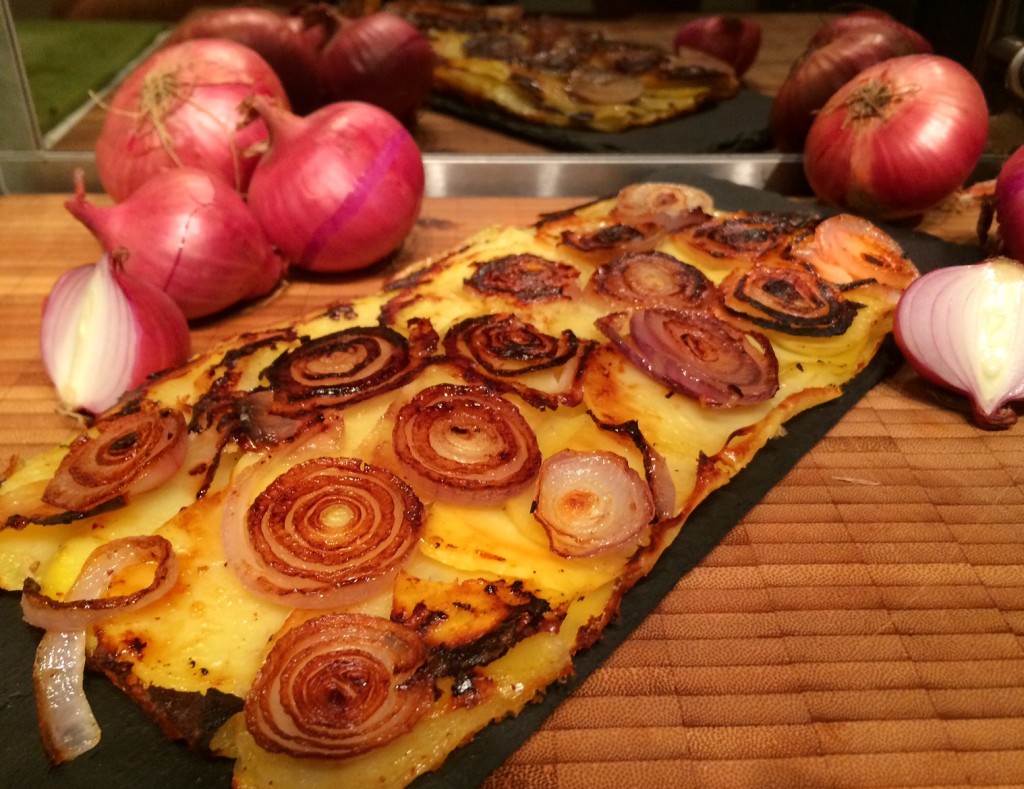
xmin=719 ymin=261 xmax=861 ymax=336
xmin=222 ymin=457 xmax=422 ymax=608
xmin=41 ymin=252 xmax=192 ymax=415
xmin=443 ymin=313 xmax=594 ymax=408
xmin=589 ymin=250 xmax=720 ymax=312
xmin=21 ymin=535 xmax=179 ymax=764
xmin=597 ymin=309 xmax=779 ymax=407
xmin=392 ymin=384 xmax=541 ymax=504
xmin=245 ymin=612 xmax=433 ymax=758
xmin=41 ymin=401 xmax=187 ymax=513
xmin=465 ymin=254 xmax=580 ymax=302
xmin=534 ymin=449 xmax=655 ymax=558
xmin=264 ymin=319 xmax=438 ymax=415
xmin=894 ymin=256 xmax=1024 ymax=429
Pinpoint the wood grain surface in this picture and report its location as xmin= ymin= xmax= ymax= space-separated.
xmin=1 ymin=188 xmax=1022 ymax=788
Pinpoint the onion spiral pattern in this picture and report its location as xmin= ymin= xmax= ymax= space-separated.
xmin=392 ymin=383 xmax=542 ymax=504
xmin=677 ymin=211 xmax=819 ymax=262
xmin=42 ymin=401 xmax=187 ymax=512
xmin=245 ymin=613 xmax=433 ymax=759
xmin=590 ymin=250 xmax=720 ymax=311
xmin=465 ymin=254 xmax=579 ymax=302
xmin=264 ymin=320 xmax=438 ymax=415
xmin=597 ymin=309 xmax=779 ymax=407
xmin=720 ymin=262 xmax=860 ymax=336
xmin=223 ymin=457 xmax=423 ymax=607
xmin=444 ymin=313 xmax=593 ymax=407
xmin=534 ymin=449 xmax=655 ymax=557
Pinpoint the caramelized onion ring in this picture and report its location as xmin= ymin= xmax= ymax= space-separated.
xmin=534 ymin=449 xmax=654 ymax=557
xmin=265 ymin=319 xmax=438 ymax=415
xmin=720 ymin=262 xmax=861 ymax=336
xmin=792 ymin=213 xmax=918 ymax=290
xmin=41 ymin=402 xmax=187 ymax=512
xmin=223 ymin=457 xmax=422 ymax=608
xmin=444 ymin=313 xmax=593 ymax=408
xmin=392 ymin=384 xmax=541 ymax=504
xmin=676 ymin=211 xmax=819 ymax=262
xmin=245 ymin=613 xmax=433 ymax=759
xmin=590 ymin=250 xmax=720 ymax=311
xmin=538 ymin=184 xmax=710 ymax=257
xmin=465 ymin=254 xmax=580 ymax=302
xmin=597 ymin=309 xmax=779 ymax=407
xmin=21 ymin=535 xmax=179 ymax=764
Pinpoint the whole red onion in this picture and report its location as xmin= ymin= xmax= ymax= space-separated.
xmin=770 ymin=26 xmax=928 ymax=152
xmin=95 ymin=39 xmax=289 ymax=201
xmin=65 ymin=168 xmax=285 ymax=319
xmin=673 ymin=15 xmax=761 ymax=77
xmin=803 ymin=55 xmax=988 ymax=220
xmin=246 ymin=97 xmax=425 ymax=273
xmin=316 ymin=12 xmax=435 ymax=123
xmin=166 ymin=6 xmax=324 ymax=114
xmin=808 ymin=9 xmax=932 ymax=54
xmin=995 ymin=145 xmax=1024 ymax=262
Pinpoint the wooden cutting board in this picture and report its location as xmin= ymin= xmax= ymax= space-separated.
xmin=1 ymin=192 xmax=1022 ymax=788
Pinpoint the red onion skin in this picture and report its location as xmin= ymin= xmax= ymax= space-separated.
xmin=108 ymin=261 xmax=192 ymax=387
xmin=65 ymin=168 xmax=285 ymax=320
xmin=95 ymin=39 xmax=289 ymax=202
xmin=673 ymin=15 xmax=761 ymax=77
xmin=770 ymin=28 xmax=926 ymax=152
xmin=247 ymin=98 xmax=425 ymax=273
xmin=803 ymin=55 xmax=989 ymax=220
xmin=995 ymin=145 xmax=1024 ymax=262
xmin=166 ymin=6 xmax=324 ymax=114
xmin=317 ymin=13 xmax=435 ymax=123
xmin=808 ymin=10 xmax=932 ymax=54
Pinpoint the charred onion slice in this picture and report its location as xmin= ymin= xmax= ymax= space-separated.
xmin=534 ymin=449 xmax=654 ymax=557
xmin=21 ymin=535 xmax=179 ymax=764
xmin=720 ymin=262 xmax=861 ymax=336
xmin=559 ymin=222 xmax=647 ymax=254
xmin=392 ymin=384 xmax=541 ymax=504
xmin=675 ymin=211 xmax=819 ymax=262
xmin=223 ymin=457 xmax=422 ymax=608
xmin=443 ymin=313 xmax=593 ymax=408
xmin=597 ymin=309 xmax=779 ymax=407
xmin=465 ymin=254 xmax=580 ymax=302
xmin=792 ymin=213 xmax=919 ymax=290
xmin=41 ymin=401 xmax=187 ymax=512
xmin=264 ymin=320 xmax=438 ymax=415
xmin=245 ymin=613 xmax=433 ymax=759
xmin=590 ymin=250 xmax=720 ymax=311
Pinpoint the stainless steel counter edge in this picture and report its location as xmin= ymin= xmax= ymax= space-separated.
xmin=0 ymin=150 xmax=1006 ymax=198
